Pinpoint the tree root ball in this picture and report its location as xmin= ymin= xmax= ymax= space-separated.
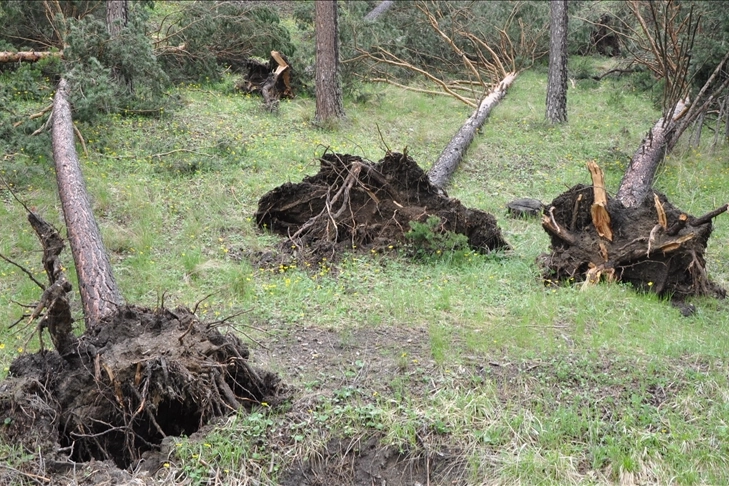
xmin=539 ymin=183 xmax=726 ymax=299
xmin=0 ymin=305 xmax=288 ymax=470
xmin=255 ymin=151 xmax=510 ymax=261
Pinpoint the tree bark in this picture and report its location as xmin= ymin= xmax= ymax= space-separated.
xmin=52 ymin=78 xmax=123 ymax=328
xmin=428 ymin=72 xmax=517 ymax=189
xmin=0 ymin=51 xmax=62 ymax=63
xmin=364 ymin=0 xmax=395 ymax=22
xmin=615 ymin=98 xmax=688 ymax=208
xmin=315 ymin=0 xmax=345 ymax=123
xmin=106 ymin=0 xmax=128 ymax=37
xmin=546 ymin=0 xmax=568 ymax=124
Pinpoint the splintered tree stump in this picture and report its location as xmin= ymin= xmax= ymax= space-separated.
xmin=238 ymin=50 xmax=293 ymax=110
xmin=539 ymin=163 xmax=727 ymax=298
xmin=255 ymin=151 xmax=509 ymax=260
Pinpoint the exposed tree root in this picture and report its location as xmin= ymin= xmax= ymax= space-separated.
xmin=0 ymin=212 xmax=289 ymax=471
xmin=539 ymin=165 xmax=727 ymax=299
xmin=255 ymin=151 xmax=509 ymax=263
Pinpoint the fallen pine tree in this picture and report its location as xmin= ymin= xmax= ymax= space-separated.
xmin=0 ymin=79 xmax=287 ymax=476
xmin=255 ymin=151 xmax=510 ymax=262
xmin=540 ymin=38 xmax=729 ymax=300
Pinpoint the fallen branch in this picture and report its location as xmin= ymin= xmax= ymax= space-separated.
xmin=0 ymin=51 xmax=62 ymax=63
xmin=13 ymin=104 xmax=53 ymax=128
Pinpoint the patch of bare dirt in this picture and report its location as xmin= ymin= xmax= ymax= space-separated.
xmin=255 ymin=151 xmax=509 ymax=264
xmin=258 ymin=325 xmax=471 ymax=486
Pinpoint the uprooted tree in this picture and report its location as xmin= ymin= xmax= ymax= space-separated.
xmin=351 ymin=1 xmax=546 ymax=188
xmin=540 ymin=2 xmax=729 ymax=298
xmin=0 ymin=79 xmax=286 ymax=471
xmin=255 ymin=151 xmax=510 ymax=263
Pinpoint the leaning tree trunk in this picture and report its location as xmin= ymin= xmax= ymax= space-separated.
xmin=428 ymin=72 xmax=517 ymax=189
xmin=315 ymin=0 xmax=345 ymax=123
xmin=52 ymin=78 xmax=123 ymax=328
xmin=0 ymin=77 xmax=286 ymax=471
xmin=615 ymin=98 xmax=688 ymax=208
xmin=364 ymin=0 xmax=395 ymax=22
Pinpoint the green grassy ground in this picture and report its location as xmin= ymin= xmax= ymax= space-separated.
xmin=2 ymin=61 xmax=729 ymax=484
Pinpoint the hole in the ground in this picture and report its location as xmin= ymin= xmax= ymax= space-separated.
xmin=59 ymin=397 xmax=203 ymax=469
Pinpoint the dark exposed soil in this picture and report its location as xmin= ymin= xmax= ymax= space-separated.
xmin=258 ymin=325 xmax=472 ymax=486
xmin=255 ymin=151 xmax=509 ymax=262
xmin=539 ymin=183 xmax=726 ymax=298
xmin=0 ymin=304 xmax=288 ymax=475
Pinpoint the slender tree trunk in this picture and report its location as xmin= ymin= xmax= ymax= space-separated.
xmin=52 ymin=79 xmax=123 ymax=328
xmin=690 ymin=111 xmax=705 ymax=148
xmin=428 ymin=72 xmax=517 ymax=189
xmin=364 ymin=0 xmax=395 ymax=22
xmin=106 ymin=0 xmax=128 ymax=37
xmin=546 ymin=0 xmax=568 ymax=124
xmin=315 ymin=0 xmax=345 ymax=123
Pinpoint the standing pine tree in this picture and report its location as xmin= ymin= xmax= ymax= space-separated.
xmin=106 ymin=0 xmax=128 ymax=37
xmin=546 ymin=0 xmax=568 ymax=124
xmin=314 ymin=0 xmax=345 ymax=124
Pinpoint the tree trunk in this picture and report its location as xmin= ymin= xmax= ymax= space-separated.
xmin=690 ymin=110 xmax=705 ymax=148
xmin=106 ymin=0 xmax=128 ymax=37
xmin=364 ymin=0 xmax=395 ymax=22
xmin=0 ymin=51 xmax=62 ymax=63
xmin=315 ymin=0 xmax=345 ymax=123
xmin=615 ymin=99 xmax=688 ymax=208
xmin=52 ymin=78 xmax=123 ymax=328
xmin=546 ymin=0 xmax=568 ymax=124
xmin=428 ymin=72 xmax=517 ymax=189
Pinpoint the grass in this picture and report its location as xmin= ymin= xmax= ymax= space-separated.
xmin=2 ymin=56 xmax=729 ymax=484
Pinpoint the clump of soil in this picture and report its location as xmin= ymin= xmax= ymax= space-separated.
xmin=255 ymin=151 xmax=509 ymax=262
xmin=539 ymin=183 xmax=726 ymax=298
xmin=0 ymin=304 xmax=288 ymax=471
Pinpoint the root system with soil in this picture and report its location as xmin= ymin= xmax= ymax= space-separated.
xmin=0 ymin=212 xmax=288 ymax=475
xmin=539 ymin=163 xmax=727 ymax=299
xmin=255 ymin=151 xmax=509 ymax=261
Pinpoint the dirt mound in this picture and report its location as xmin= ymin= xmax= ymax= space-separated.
xmin=0 ymin=304 xmax=288 ymax=471
xmin=539 ymin=183 xmax=726 ymax=298
xmin=255 ymin=151 xmax=509 ymax=261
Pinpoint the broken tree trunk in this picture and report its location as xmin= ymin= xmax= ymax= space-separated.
xmin=52 ymin=78 xmax=123 ymax=329
xmin=428 ymin=72 xmax=517 ymax=189
xmin=0 ymin=51 xmax=62 ymax=63
xmin=239 ymin=51 xmax=293 ymax=110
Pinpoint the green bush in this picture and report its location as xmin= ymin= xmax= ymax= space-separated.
xmin=405 ymin=216 xmax=471 ymax=263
